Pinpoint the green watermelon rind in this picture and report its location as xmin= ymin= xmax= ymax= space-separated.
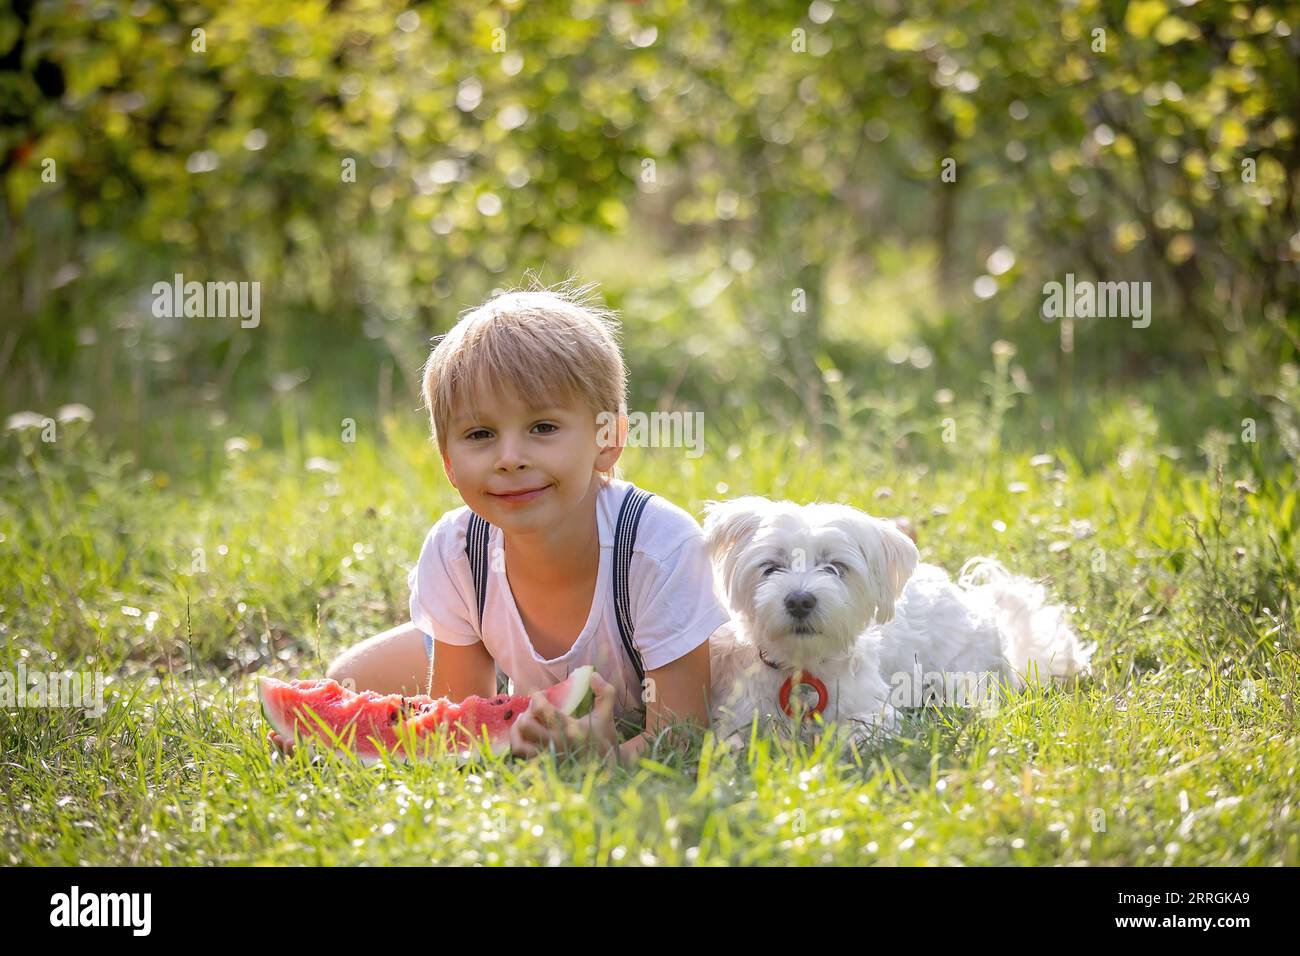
xmin=544 ymin=664 xmax=596 ymax=719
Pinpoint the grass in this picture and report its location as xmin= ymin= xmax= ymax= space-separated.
xmin=2 ymin=365 xmax=1297 ymax=866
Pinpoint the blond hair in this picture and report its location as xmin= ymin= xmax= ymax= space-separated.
xmin=421 ymin=277 xmax=627 ymax=485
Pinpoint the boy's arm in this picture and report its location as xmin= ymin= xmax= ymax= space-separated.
xmin=428 ymin=636 xmax=498 ymax=700
xmin=610 ymin=635 xmax=714 ymax=766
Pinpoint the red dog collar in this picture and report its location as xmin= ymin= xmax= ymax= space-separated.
xmin=778 ymin=671 xmax=829 ymax=720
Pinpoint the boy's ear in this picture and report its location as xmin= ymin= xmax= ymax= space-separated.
xmin=594 ymin=410 xmax=626 ymax=473
xmin=441 ymin=450 xmax=459 ymax=489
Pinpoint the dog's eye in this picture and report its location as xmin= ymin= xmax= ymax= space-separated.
xmin=823 ymin=563 xmax=848 ymax=578
xmin=760 ymin=562 xmax=782 ymax=577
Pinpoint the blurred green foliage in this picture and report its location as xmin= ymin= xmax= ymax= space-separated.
xmin=2 ymin=0 xmax=1298 ymax=452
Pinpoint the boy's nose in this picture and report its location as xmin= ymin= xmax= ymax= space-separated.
xmin=493 ymin=439 xmax=528 ymax=470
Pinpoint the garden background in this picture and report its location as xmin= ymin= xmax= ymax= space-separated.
xmin=2 ymin=0 xmax=1297 ymax=865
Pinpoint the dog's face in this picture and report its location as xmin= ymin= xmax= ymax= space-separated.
xmin=703 ymin=497 xmax=919 ymax=666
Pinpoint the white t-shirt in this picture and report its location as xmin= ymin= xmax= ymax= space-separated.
xmin=407 ymin=478 xmax=730 ymax=724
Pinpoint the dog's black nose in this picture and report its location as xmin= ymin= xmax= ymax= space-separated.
xmin=784 ymin=590 xmax=817 ymax=619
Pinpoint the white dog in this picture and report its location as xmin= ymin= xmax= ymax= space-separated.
xmin=703 ymin=497 xmax=1094 ymax=749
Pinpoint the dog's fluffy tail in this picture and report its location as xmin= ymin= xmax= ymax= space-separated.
xmin=956 ymin=557 xmax=1095 ymax=688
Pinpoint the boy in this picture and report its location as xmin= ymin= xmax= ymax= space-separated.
xmin=304 ymin=281 xmax=730 ymax=765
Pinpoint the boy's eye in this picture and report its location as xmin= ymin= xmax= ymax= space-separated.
xmin=464 ymin=422 xmax=556 ymax=440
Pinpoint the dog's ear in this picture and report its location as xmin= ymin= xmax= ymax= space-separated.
xmin=843 ymin=512 xmax=919 ymax=625
xmin=702 ymin=497 xmax=768 ymax=592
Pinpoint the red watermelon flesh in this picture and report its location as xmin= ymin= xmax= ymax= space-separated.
xmin=258 ymin=665 xmax=595 ymax=765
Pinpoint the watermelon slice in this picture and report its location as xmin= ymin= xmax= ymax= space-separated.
xmin=258 ymin=665 xmax=596 ymax=765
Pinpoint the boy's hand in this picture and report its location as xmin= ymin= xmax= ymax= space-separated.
xmin=509 ymin=672 xmax=619 ymax=760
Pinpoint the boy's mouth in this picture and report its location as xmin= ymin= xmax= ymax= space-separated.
xmin=488 ymin=484 xmax=552 ymax=504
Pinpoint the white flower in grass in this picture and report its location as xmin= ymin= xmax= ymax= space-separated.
xmin=5 ymin=411 xmax=47 ymax=432
xmin=56 ymin=403 xmax=94 ymax=424
xmin=305 ymin=456 xmax=340 ymax=474
xmin=224 ymin=437 xmax=251 ymax=456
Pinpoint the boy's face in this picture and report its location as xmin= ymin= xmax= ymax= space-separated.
xmin=441 ymin=386 xmax=623 ymax=534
